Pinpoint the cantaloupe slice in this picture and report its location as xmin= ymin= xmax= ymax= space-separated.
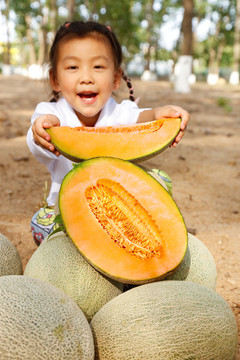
xmin=46 ymin=118 xmax=181 ymax=162
xmin=59 ymin=157 xmax=187 ymax=284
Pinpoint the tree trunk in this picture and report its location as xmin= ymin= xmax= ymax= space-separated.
xmin=207 ymin=11 xmax=225 ymax=85
xmin=233 ymin=0 xmax=240 ymax=71
xmin=49 ymin=0 xmax=58 ymax=38
xmin=2 ymin=0 xmax=11 ymax=67
xmin=85 ymin=0 xmax=98 ymax=20
xmin=141 ymin=0 xmax=157 ymax=81
xmin=145 ymin=0 xmax=154 ymax=71
xmin=25 ymin=14 xmax=37 ymax=65
xmin=38 ymin=28 xmax=48 ymax=65
xmin=230 ymin=0 xmax=240 ymax=84
xmin=181 ymin=0 xmax=194 ymax=55
xmin=174 ymin=0 xmax=194 ymax=93
xmin=67 ymin=0 xmax=75 ymax=21
xmin=37 ymin=5 xmax=49 ymax=65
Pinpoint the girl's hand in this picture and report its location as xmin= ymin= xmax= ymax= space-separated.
xmin=154 ymin=105 xmax=190 ymax=147
xmin=32 ymin=114 xmax=60 ymax=156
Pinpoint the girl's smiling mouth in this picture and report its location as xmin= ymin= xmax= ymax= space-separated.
xmin=78 ymin=92 xmax=98 ymax=104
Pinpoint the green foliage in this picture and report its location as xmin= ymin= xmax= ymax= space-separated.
xmin=193 ymin=0 xmax=237 ymax=69
xmin=1 ymin=0 xmax=239 ymax=74
xmin=95 ymin=0 xmax=141 ymax=61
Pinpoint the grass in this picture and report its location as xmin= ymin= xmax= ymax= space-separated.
xmin=217 ymin=97 xmax=232 ymax=113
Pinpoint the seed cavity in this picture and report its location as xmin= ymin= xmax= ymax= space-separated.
xmin=73 ymin=119 xmax=163 ymax=134
xmin=85 ymin=179 xmax=163 ymax=260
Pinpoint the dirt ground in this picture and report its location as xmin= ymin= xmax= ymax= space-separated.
xmin=0 ymin=74 xmax=239 ymax=357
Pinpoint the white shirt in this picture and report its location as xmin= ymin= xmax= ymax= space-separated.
xmin=27 ymin=97 xmax=147 ymax=205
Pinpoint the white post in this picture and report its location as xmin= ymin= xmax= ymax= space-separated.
xmin=141 ymin=70 xmax=158 ymax=81
xmin=2 ymin=64 xmax=12 ymax=76
xmin=207 ymin=73 xmax=219 ymax=85
xmin=174 ymin=55 xmax=193 ymax=93
xmin=229 ymin=71 xmax=239 ymax=85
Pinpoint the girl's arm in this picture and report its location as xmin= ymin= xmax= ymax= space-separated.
xmin=137 ymin=105 xmax=190 ymax=147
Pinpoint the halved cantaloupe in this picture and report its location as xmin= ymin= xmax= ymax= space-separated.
xmin=46 ymin=118 xmax=181 ymax=162
xmin=59 ymin=157 xmax=187 ymax=284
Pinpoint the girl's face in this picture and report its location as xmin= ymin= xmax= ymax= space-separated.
xmin=50 ymin=35 xmax=121 ymax=126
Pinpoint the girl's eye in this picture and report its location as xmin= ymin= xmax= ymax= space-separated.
xmin=94 ymin=65 xmax=105 ymax=70
xmin=67 ymin=66 xmax=78 ymax=70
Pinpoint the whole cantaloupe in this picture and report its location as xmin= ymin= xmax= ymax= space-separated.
xmin=91 ymin=281 xmax=238 ymax=360
xmin=0 ymin=233 xmax=23 ymax=276
xmin=24 ymin=231 xmax=123 ymax=320
xmin=0 ymin=275 xmax=94 ymax=359
xmin=166 ymin=232 xmax=217 ymax=289
xmin=138 ymin=165 xmax=172 ymax=194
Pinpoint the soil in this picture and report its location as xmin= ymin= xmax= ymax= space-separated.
xmin=0 ymin=75 xmax=239 ymax=357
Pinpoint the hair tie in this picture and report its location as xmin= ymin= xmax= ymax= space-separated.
xmin=106 ymin=26 xmax=112 ymax=31
xmin=65 ymin=22 xmax=70 ymax=28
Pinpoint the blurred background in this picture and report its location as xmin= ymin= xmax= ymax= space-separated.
xmin=0 ymin=0 xmax=239 ymax=91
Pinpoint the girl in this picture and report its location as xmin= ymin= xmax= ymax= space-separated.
xmin=27 ymin=21 xmax=190 ymax=245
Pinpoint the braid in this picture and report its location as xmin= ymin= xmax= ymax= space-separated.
xmin=50 ymin=90 xmax=60 ymax=103
xmin=122 ymin=72 xmax=135 ymax=102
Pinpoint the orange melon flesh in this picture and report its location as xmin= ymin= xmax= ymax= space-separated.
xmin=47 ymin=118 xmax=181 ymax=162
xmin=59 ymin=157 xmax=187 ymax=284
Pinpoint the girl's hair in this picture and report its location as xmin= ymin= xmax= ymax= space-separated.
xmin=49 ymin=21 xmax=135 ymax=102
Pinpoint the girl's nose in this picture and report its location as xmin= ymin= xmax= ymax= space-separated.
xmin=80 ymin=72 xmax=94 ymax=84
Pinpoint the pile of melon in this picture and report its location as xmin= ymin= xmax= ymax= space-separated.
xmin=0 ymin=120 xmax=238 ymax=359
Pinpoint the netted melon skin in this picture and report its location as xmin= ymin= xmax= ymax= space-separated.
xmin=91 ymin=281 xmax=238 ymax=360
xmin=0 ymin=275 xmax=94 ymax=360
xmin=24 ymin=231 xmax=123 ymax=321
xmin=166 ymin=233 xmax=217 ymax=289
xmin=0 ymin=233 xmax=23 ymax=276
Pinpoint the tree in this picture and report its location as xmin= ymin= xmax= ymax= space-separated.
xmin=205 ymin=1 xmax=236 ymax=84
xmin=174 ymin=0 xmax=194 ymax=92
xmin=1 ymin=0 xmax=11 ymax=67
xmin=141 ymin=0 xmax=171 ymax=71
xmin=48 ymin=0 xmax=58 ymax=38
xmin=11 ymin=0 xmax=39 ymax=64
xmin=181 ymin=0 xmax=193 ymax=55
xmin=142 ymin=0 xmax=155 ymax=72
xmin=92 ymin=0 xmax=141 ymax=63
xmin=129 ymin=0 xmax=174 ymax=80
xmin=10 ymin=0 xmax=61 ymax=66
xmin=230 ymin=0 xmax=240 ymax=84
xmin=3 ymin=0 xmax=238 ymax=84
xmin=67 ymin=0 xmax=75 ymax=20
xmin=191 ymin=0 xmax=237 ymax=82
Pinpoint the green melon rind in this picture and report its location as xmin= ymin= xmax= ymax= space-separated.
xmin=47 ymin=124 xmax=180 ymax=163
xmin=24 ymin=231 xmax=123 ymax=321
xmin=0 ymin=233 xmax=23 ymax=276
xmin=0 ymin=275 xmax=94 ymax=360
xmin=90 ymin=281 xmax=238 ymax=360
xmin=166 ymin=232 xmax=218 ymax=289
xmin=59 ymin=157 xmax=188 ymax=284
